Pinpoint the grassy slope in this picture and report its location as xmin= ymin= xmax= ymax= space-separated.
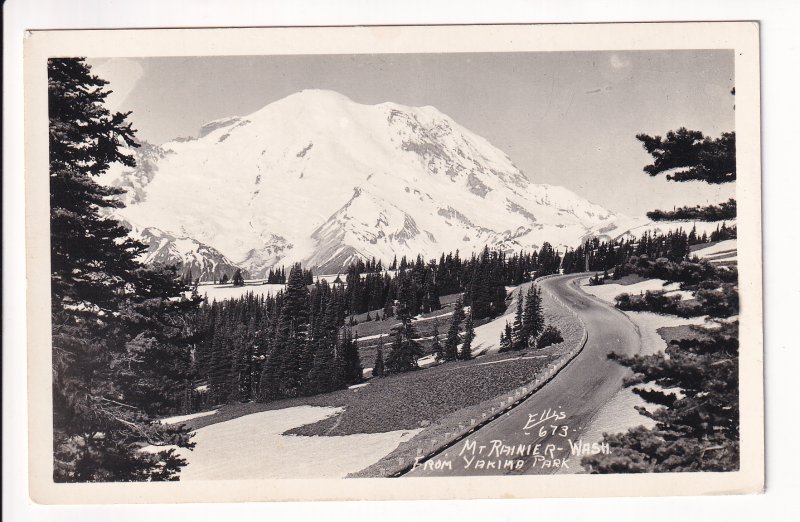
xmin=349 ymin=293 xmax=464 ymax=365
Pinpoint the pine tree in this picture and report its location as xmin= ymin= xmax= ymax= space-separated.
xmin=373 ymin=337 xmax=386 ymax=378
xmin=232 ymin=268 xmax=245 ymax=287
xmin=383 ymin=297 xmax=394 ymax=319
xmin=340 ymin=329 xmax=363 ymax=384
xmin=307 ymin=338 xmax=337 ymax=394
xmin=512 ymin=289 xmax=525 ymax=349
xmin=583 ymin=321 xmax=740 ymax=473
xmin=460 ymin=312 xmax=475 ymax=360
xmin=523 ymin=285 xmax=544 ymax=346
xmin=444 ymin=296 xmax=465 ymax=361
xmin=385 ymin=301 xmax=422 ymax=373
xmin=49 ymin=58 xmax=194 ymax=482
xmin=499 ymin=322 xmax=513 ymax=352
xmin=259 ymin=341 xmax=284 ymax=401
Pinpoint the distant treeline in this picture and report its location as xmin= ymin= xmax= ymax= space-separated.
xmin=184 ymin=243 xmax=567 ymax=409
xmin=646 ymin=198 xmax=736 ymax=222
xmin=344 ymin=243 xmax=562 ymax=321
xmin=186 ymin=225 xmax=742 ymax=410
xmin=189 ymin=268 xmax=361 ymax=408
xmin=563 ymin=223 xmax=737 ymax=277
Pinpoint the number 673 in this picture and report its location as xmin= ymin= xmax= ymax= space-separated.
xmin=540 ymin=425 xmax=569 ymax=438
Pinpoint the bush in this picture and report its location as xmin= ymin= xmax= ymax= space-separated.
xmin=615 ymin=290 xmax=702 ymax=318
xmin=537 ymin=325 xmax=564 ymax=349
xmin=588 ymin=273 xmax=604 ymax=286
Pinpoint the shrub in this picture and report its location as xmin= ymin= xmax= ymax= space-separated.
xmin=537 ymin=325 xmax=564 ymax=349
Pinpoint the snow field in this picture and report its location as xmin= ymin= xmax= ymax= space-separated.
xmin=167 ymin=405 xmax=421 ymax=480
xmin=194 ymin=283 xmax=286 ymax=302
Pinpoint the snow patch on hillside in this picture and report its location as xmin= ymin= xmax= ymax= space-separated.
xmin=160 ymin=409 xmax=219 ymax=425
xmin=170 ymin=406 xmax=420 ymax=480
xmin=193 ymin=283 xmax=287 ymax=302
xmin=692 ymin=239 xmax=737 ymax=258
xmin=582 ymin=279 xmax=682 ymax=303
xmin=470 ymin=283 xmax=531 ymax=356
xmin=582 ymin=277 xmax=708 ymax=354
xmin=626 ymin=312 xmax=710 ymax=355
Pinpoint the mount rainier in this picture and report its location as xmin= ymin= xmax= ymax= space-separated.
xmin=100 ymin=89 xmax=627 ymax=279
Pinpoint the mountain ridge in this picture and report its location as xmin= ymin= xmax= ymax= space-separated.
xmin=100 ymin=89 xmax=627 ymax=278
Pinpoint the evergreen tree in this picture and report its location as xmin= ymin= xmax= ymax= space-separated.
xmin=259 ymin=338 xmax=284 ymax=401
xmin=444 ymin=297 xmax=465 ymax=361
xmin=637 ymin=127 xmax=736 ymax=184
xmin=499 ymin=322 xmax=513 ymax=352
xmin=49 ymin=58 xmax=194 ymax=482
xmin=340 ymin=330 xmax=363 ymax=384
xmin=511 ymin=289 xmax=525 ymax=349
xmin=688 ymin=224 xmax=698 ymax=245
xmin=232 ymin=268 xmax=245 ymax=287
xmin=372 ymin=337 xmax=386 ymax=378
xmin=383 ymin=297 xmax=394 ymax=319
xmin=460 ymin=312 xmax=475 ymax=360
xmin=523 ymin=285 xmax=544 ymax=345
xmin=307 ymin=338 xmax=337 ymax=394
xmin=385 ymin=301 xmax=422 ymax=373
xmin=583 ymin=321 xmax=740 ymax=472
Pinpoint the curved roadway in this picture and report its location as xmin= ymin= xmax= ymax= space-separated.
xmin=407 ymin=272 xmax=641 ymax=476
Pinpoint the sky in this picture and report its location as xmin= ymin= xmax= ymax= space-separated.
xmin=88 ymin=50 xmax=735 ymax=216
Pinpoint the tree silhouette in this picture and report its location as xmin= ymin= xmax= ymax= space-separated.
xmin=49 ymin=58 xmax=194 ymax=482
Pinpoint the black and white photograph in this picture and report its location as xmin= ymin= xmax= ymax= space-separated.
xmin=21 ymin=22 xmax=763 ymax=502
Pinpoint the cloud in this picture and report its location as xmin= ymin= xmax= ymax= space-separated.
xmin=609 ymin=53 xmax=631 ymax=70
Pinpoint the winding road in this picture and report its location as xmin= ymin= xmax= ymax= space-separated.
xmin=407 ymin=272 xmax=642 ymax=476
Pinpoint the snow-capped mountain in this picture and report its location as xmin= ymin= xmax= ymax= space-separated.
xmin=119 ymin=220 xmax=245 ymax=282
xmin=101 ymin=89 xmax=623 ymax=276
